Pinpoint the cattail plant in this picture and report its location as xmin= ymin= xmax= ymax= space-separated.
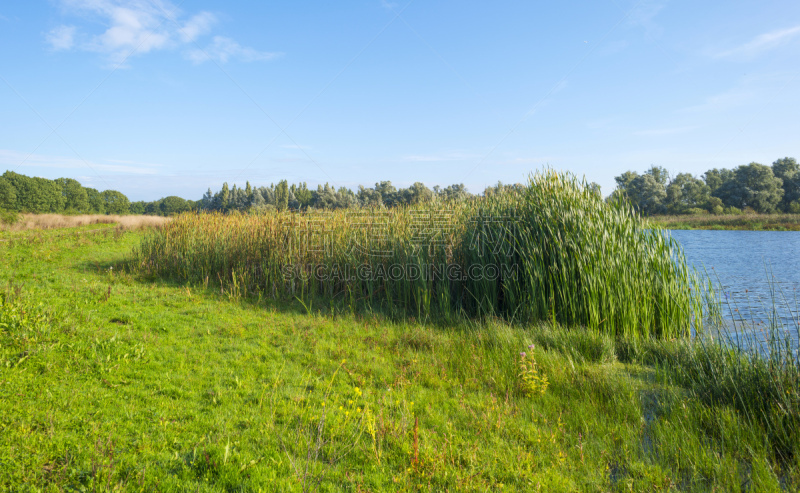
xmin=131 ymin=170 xmax=709 ymax=338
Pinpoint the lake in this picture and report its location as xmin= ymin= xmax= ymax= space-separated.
xmin=670 ymin=230 xmax=800 ymax=352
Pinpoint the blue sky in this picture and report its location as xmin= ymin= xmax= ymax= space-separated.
xmin=1 ymin=1 xmax=799 ymax=201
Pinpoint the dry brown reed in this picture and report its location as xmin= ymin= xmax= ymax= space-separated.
xmin=0 ymin=214 xmax=169 ymax=232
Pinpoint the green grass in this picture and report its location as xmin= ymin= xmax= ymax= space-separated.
xmin=649 ymin=214 xmax=800 ymax=231
xmin=2 ymin=224 xmax=799 ymax=491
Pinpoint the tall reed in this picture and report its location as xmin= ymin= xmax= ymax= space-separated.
xmin=131 ymin=170 xmax=707 ymax=338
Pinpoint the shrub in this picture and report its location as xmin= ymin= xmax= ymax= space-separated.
xmin=0 ymin=209 xmax=21 ymax=226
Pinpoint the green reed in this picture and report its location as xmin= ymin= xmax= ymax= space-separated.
xmin=131 ymin=170 xmax=707 ymax=338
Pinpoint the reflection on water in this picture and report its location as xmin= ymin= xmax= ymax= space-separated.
xmin=669 ymin=230 xmax=800 ymax=353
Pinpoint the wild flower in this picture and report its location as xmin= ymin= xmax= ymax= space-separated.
xmin=518 ymin=349 xmax=548 ymax=396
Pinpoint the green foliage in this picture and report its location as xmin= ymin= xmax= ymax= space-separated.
xmin=617 ymin=158 xmax=797 ymax=216
xmin=401 ymin=181 xmax=433 ymax=204
xmin=613 ymin=167 xmax=668 ymax=215
xmin=0 ymin=177 xmax=17 ymax=210
xmin=2 ymin=171 xmax=64 ymax=212
xmin=275 ymin=180 xmax=289 ymax=211
xmin=665 ymin=173 xmax=710 ymax=214
xmin=773 ymin=157 xmax=800 ymax=211
xmin=719 ymin=163 xmax=784 ymax=213
xmin=85 ymin=187 xmax=105 ymax=214
xmin=703 ymin=168 xmax=734 ymax=193
xmin=129 ymin=200 xmax=147 ymax=215
xmin=55 ymin=177 xmax=89 ymax=213
xmin=0 ymin=208 xmax=21 ymax=225
xmin=158 ymin=196 xmax=191 ymax=216
xmin=101 ymin=189 xmax=130 ymax=215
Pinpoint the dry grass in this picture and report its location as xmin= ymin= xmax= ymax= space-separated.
xmin=0 ymin=214 xmax=169 ymax=232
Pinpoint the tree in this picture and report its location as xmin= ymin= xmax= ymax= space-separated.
xmin=313 ymin=183 xmax=337 ymax=209
xmin=614 ymin=171 xmax=638 ymax=192
xmin=275 ymin=180 xmax=289 ymax=211
xmin=101 ymin=190 xmax=131 ymax=215
xmin=55 ymin=178 xmax=89 ymax=213
xmin=772 ymin=157 xmax=800 ymax=212
xmin=200 ymin=188 xmax=214 ymax=211
xmin=612 ymin=169 xmax=667 ymax=215
xmin=718 ymin=163 xmax=783 ymax=213
xmin=665 ymin=174 xmax=710 ymax=214
xmin=291 ymin=183 xmax=314 ymax=209
xmin=145 ymin=200 xmax=161 ymax=215
xmin=0 ymin=177 xmax=17 ymax=210
xmin=374 ymin=181 xmax=398 ymax=207
xmin=2 ymin=172 xmax=64 ymax=213
xmin=214 ymin=183 xmax=230 ymax=211
xmin=245 ymin=181 xmax=254 ymax=208
xmin=704 ymin=168 xmax=736 ymax=204
xmin=630 ymin=174 xmax=667 ymax=215
xmin=160 ymin=196 xmax=190 ymax=216
xmin=85 ymin=188 xmax=105 ymax=214
xmin=129 ymin=201 xmax=147 ymax=215
xmin=357 ymin=185 xmax=383 ymax=207
xmin=402 ymin=182 xmax=433 ymax=205
xmin=250 ymin=190 xmax=266 ymax=209
xmin=438 ymin=183 xmax=470 ymax=202
xmin=335 ymin=187 xmax=358 ymax=209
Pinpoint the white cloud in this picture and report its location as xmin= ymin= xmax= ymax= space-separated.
xmin=715 ymin=25 xmax=800 ymax=60
xmin=186 ymin=36 xmax=281 ymax=64
xmin=46 ymin=25 xmax=77 ymax=50
xmin=47 ymin=0 xmax=274 ymax=67
xmin=181 ymin=11 xmax=216 ymax=43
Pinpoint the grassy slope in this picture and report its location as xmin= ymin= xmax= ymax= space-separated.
xmin=0 ymin=227 xmax=793 ymax=491
xmin=649 ymin=213 xmax=800 ymax=231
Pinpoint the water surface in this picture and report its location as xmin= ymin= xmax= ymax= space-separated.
xmin=670 ymin=230 xmax=800 ymax=351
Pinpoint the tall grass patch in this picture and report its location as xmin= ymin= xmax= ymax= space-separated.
xmin=132 ymin=170 xmax=707 ymax=338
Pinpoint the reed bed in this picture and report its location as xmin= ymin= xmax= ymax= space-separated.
xmin=132 ymin=170 xmax=707 ymax=338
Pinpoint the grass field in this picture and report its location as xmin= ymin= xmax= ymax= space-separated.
xmin=1 ymin=222 xmax=799 ymax=491
xmin=649 ymin=213 xmax=800 ymax=231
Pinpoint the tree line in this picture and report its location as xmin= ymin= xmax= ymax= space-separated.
xmin=15 ymin=157 xmax=798 ymax=219
xmin=0 ymin=171 xmax=201 ymax=216
xmin=611 ymin=157 xmax=800 ymax=215
xmin=2 ymin=170 xmax=519 ymax=216
xmin=196 ymin=180 xmax=483 ymax=212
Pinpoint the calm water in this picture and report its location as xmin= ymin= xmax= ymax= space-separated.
xmin=669 ymin=230 xmax=800 ymax=351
